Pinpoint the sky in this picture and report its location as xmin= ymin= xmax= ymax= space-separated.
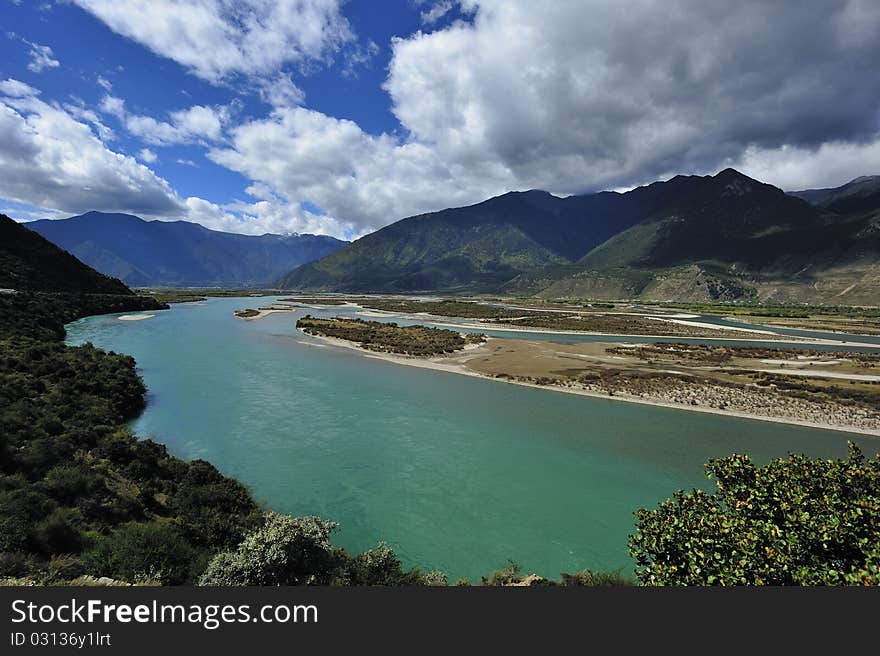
xmin=1 ymin=1 xmax=879 ymax=240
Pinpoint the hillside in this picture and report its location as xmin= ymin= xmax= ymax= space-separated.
xmin=528 ymin=170 xmax=880 ymax=303
xmin=0 ymin=213 xmax=131 ymax=294
xmin=279 ymin=176 xmax=705 ymax=292
xmin=791 ymin=175 xmax=880 ymax=215
xmin=280 ymin=169 xmax=880 ymax=303
xmin=28 ymin=211 xmax=348 ymax=287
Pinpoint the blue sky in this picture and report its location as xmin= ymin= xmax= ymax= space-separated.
xmin=1 ymin=1 xmax=878 ymax=238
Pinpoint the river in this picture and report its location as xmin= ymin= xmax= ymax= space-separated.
xmin=66 ymin=297 xmax=868 ymax=582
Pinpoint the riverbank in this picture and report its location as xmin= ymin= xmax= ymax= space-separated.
xmin=298 ymin=331 xmax=880 ymax=437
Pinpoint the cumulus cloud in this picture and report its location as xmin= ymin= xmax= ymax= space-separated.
xmin=26 ymin=42 xmax=60 ymax=73
xmin=198 ymin=0 xmax=880 ymax=238
xmin=71 ymin=0 xmax=353 ymax=83
xmin=138 ymin=147 xmax=157 ymax=163
xmin=0 ymin=78 xmax=182 ymax=216
xmin=0 ymin=78 xmax=351 ymax=237
xmin=733 ymin=140 xmax=880 ymax=191
xmin=207 ymin=106 xmax=513 ymax=236
xmin=183 ymin=194 xmax=355 ymax=237
xmin=385 ymin=0 xmax=880 ymax=193
xmin=100 ymin=95 xmax=231 ymax=145
xmin=258 ymin=73 xmax=306 ymax=109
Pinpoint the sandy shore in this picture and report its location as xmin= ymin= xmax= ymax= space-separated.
xmin=297 ymin=330 xmax=880 ymax=437
xmin=118 ymin=314 xmax=155 ymax=321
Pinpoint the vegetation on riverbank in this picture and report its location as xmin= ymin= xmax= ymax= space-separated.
xmin=297 ymin=316 xmax=485 ymax=355
xmin=136 ymin=288 xmax=281 ymax=304
xmin=358 ymin=298 xmax=525 ymax=319
xmin=630 ymin=444 xmax=880 ymax=585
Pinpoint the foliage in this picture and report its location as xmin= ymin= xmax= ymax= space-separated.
xmin=199 ymin=513 xmax=433 ymax=586
xmin=298 ymin=316 xmax=485 ymax=356
xmin=629 ymin=443 xmax=880 ymax=585
xmin=83 ymin=521 xmax=198 ymax=585
xmin=0 ymin=289 xmax=258 ymax=584
xmin=480 ymin=560 xmax=633 ymax=586
xmin=359 ymin=298 xmax=524 ymax=319
xmin=199 ymin=513 xmax=341 ymax=586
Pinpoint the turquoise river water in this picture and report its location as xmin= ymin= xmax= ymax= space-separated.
xmin=66 ymin=297 xmax=872 ymax=582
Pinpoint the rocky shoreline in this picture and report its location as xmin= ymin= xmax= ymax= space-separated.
xmin=533 ymin=375 xmax=880 ymax=433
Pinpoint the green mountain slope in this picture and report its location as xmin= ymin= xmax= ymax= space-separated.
xmin=533 ymin=170 xmax=880 ymax=303
xmin=0 ymin=213 xmax=131 ymax=294
xmin=280 ymin=168 xmax=880 ymax=302
xmin=279 ymin=177 xmax=705 ymax=292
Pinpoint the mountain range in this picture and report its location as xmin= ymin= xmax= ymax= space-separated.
xmin=17 ymin=170 xmax=880 ymax=304
xmin=0 ymin=212 xmax=131 ymax=294
xmin=27 ymin=211 xmax=347 ymax=288
xmin=280 ymin=170 xmax=880 ymax=304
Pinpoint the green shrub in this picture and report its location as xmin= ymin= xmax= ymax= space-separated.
xmin=199 ymin=512 xmax=341 ymax=586
xmin=84 ymin=521 xmax=197 ymax=585
xmin=339 ymin=542 xmax=425 ymax=586
xmin=559 ymin=569 xmax=633 ymax=586
xmin=629 ymin=443 xmax=880 ymax=585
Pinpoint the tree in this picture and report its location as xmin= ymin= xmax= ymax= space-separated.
xmin=629 ymin=443 xmax=880 ymax=585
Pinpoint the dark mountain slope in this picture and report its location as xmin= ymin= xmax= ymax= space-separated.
xmin=28 ymin=211 xmax=347 ymax=287
xmin=532 ymin=170 xmax=880 ymax=303
xmin=791 ymin=175 xmax=880 ymax=215
xmin=279 ymin=175 xmax=705 ymax=292
xmin=0 ymin=213 xmax=131 ymax=294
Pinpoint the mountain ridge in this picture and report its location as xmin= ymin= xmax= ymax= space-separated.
xmin=0 ymin=213 xmax=132 ymax=294
xmin=28 ymin=211 xmax=348 ymax=287
xmin=280 ymin=169 xmax=880 ymax=303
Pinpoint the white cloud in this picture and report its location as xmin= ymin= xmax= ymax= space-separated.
xmin=420 ymin=1 xmax=455 ymax=25
xmin=100 ymin=94 xmax=231 ymax=145
xmin=26 ymin=42 xmax=60 ymax=73
xmin=207 ymin=106 xmax=513 ymax=236
xmin=0 ymin=82 xmax=183 ymax=216
xmin=183 ymin=195 xmax=350 ymax=237
xmin=385 ymin=0 xmax=880 ymax=192
xmin=96 ymin=75 xmax=112 ymax=92
xmin=63 ymin=101 xmax=116 ymax=142
xmin=0 ymin=78 xmax=39 ymax=97
xmin=71 ymin=0 xmax=353 ymax=83
xmin=733 ymin=139 xmax=880 ymax=191
xmin=138 ymin=147 xmax=157 ymax=163
xmin=0 ymin=79 xmax=351 ymax=237
xmin=259 ymin=73 xmax=306 ymax=109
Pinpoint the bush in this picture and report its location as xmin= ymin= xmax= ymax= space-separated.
xmin=629 ymin=442 xmax=880 ymax=585
xmin=84 ymin=521 xmax=197 ymax=585
xmin=199 ymin=513 xmax=341 ymax=586
xmin=47 ymin=554 xmax=87 ymax=581
xmin=31 ymin=508 xmax=85 ymax=556
xmin=559 ymin=569 xmax=633 ymax=586
xmin=339 ymin=542 xmax=425 ymax=586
